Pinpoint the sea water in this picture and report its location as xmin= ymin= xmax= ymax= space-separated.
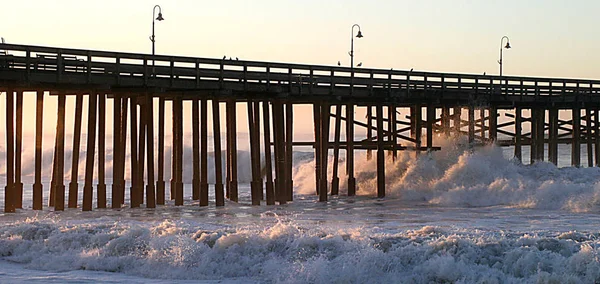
xmin=1 ymin=138 xmax=600 ymax=283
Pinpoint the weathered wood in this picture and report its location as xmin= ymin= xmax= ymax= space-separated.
xmin=145 ymin=95 xmax=156 ymax=208
xmin=515 ymin=107 xmax=522 ymax=162
xmin=82 ymin=92 xmax=97 ymax=211
xmin=97 ymin=93 xmax=107 ymax=208
xmin=596 ymin=109 xmax=600 ymax=167
xmin=572 ymin=107 xmax=581 ymax=167
xmin=489 ymin=107 xmax=497 ymax=143
xmin=312 ymin=103 xmax=321 ymax=195
xmin=391 ymin=105 xmax=398 ymax=161
xmin=200 ymin=99 xmax=209 ymax=206
xmin=366 ymin=105 xmax=373 ymax=160
xmin=285 ymin=102 xmax=293 ymax=201
xmin=129 ymin=98 xmax=139 ymax=207
xmin=248 ymin=101 xmax=260 ymax=205
xmin=331 ymin=104 xmax=342 ymax=195
xmin=156 ymin=97 xmax=166 ymax=205
xmin=5 ymin=90 xmax=15 ymax=213
xmin=262 ymin=101 xmax=275 ymax=205
xmin=68 ymin=95 xmax=83 ymax=209
xmin=228 ymin=100 xmax=238 ymax=202
xmin=319 ymin=102 xmax=330 ymax=202
xmin=376 ymin=104 xmax=385 ymax=198
xmin=33 ymin=90 xmax=44 ymax=210
xmin=212 ymin=99 xmax=225 ymax=206
xmin=54 ymin=94 xmax=66 ymax=211
xmin=175 ymin=97 xmax=184 ymax=206
xmin=346 ymin=103 xmax=356 ymax=196
xmin=453 ymin=107 xmax=462 ymax=137
xmin=192 ymin=99 xmax=200 ymax=200
xmin=548 ymin=108 xmax=559 ymax=165
xmin=468 ymin=107 xmax=475 ymax=144
xmin=414 ymin=106 xmax=422 ymax=154
xmin=119 ymin=97 xmax=128 ymax=205
xmin=274 ymin=101 xmax=287 ymax=204
xmin=137 ymin=99 xmax=147 ymax=206
xmin=586 ymin=108 xmax=593 ymax=167
xmin=426 ymin=106 xmax=434 ymax=150
xmin=15 ymin=91 xmax=23 ymax=209
xmin=171 ymin=99 xmax=177 ymax=201
xmin=111 ymin=96 xmax=122 ymax=208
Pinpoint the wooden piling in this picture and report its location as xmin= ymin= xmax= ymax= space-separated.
xmin=156 ymin=97 xmax=166 ymax=205
xmin=227 ymin=100 xmax=238 ymax=202
xmin=572 ymin=107 xmax=581 ymax=167
xmin=200 ymin=99 xmax=209 ymax=206
xmin=414 ymin=106 xmax=422 ymax=154
xmin=212 ymin=99 xmax=225 ymax=206
xmin=312 ymin=103 xmax=321 ymax=195
xmin=453 ymin=107 xmax=462 ymax=137
xmin=97 ymin=93 xmax=107 ymax=208
xmin=346 ymin=103 xmax=356 ymax=196
xmin=285 ymin=102 xmax=293 ymax=201
xmin=68 ymin=95 xmax=83 ymax=209
xmin=331 ymin=104 xmax=342 ymax=195
xmin=426 ymin=106 xmax=435 ymax=151
xmin=254 ymin=101 xmax=263 ymax=202
xmin=468 ymin=107 xmax=475 ymax=144
xmin=595 ymin=109 xmax=600 ymax=167
xmin=5 ymin=90 xmax=15 ymax=213
xmin=33 ymin=90 xmax=44 ymax=210
xmin=192 ymin=99 xmax=200 ymax=201
xmin=171 ymin=99 xmax=177 ymax=201
xmin=54 ymin=94 xmax=67 ymax=211
xmin=145 ymin=95 xmax=156 ymax=208
xmin=262 ymin=101 xmax=275 ymax=205
xmin=82 ymin=92 xmax=97 ymax=211
xmin=248 ymin=101 xmax=260 ymax=205
xmin=530 ymin=109 xmax=538 ymax=163
xmin=15 ymin=91 xmax=23 ymax=209
xmin=391 ymin=105 xmax=398 ymax=161
xmin=111 ymin=96 xmax=122 ymax=208
xmin=514 ymin=107 xmax=522 ymax=162
xmin=548 ymin=108 xmax=559 ymax=165
xmin=366 ymin=105 xmax=373 ymax=160
xmin=537 ymin=109 xmax=545 ymax=162
xmin=137 ymin=99 xmax=147 ymax=206
xmin=479 ymin=109 xmax=485 ymax=141
xmin=175 ymin=97 xmax=184 ymax=206
xmin=129 ymin=98 xmax=139 ymax=207
xmin=119 ymin=97 xmax=129 ymax=205
xmin=376 ymin=104 xmax=385 ymax=198
xmin=489 ymin=107 xmax=498 ymax=143
xmin=586 ymin=108 xmax=593 ymax=167
xmin=319 ymin=102 xmax=330 ymax=202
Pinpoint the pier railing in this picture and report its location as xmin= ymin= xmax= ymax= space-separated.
xmin=2 ymin=43 xmax=600 ymax=105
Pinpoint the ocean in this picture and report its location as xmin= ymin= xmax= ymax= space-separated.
xmin=1 ymin=138 xmax=600 ymax=283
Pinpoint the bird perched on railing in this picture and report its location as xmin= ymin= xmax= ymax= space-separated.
xmin=337 ymin=61 xmax=341 ymax=66
xmin=223 ymin=55 xmax=226 ymax=60
xmin=357 ymin=62 xmax=362 ymax=67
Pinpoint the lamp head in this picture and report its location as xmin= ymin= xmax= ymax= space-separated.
xmin=504 ymin=42 xmax=511 ymax=49
xmin=156 ymin=12 xmax=164 ymax=21
xmin=356 ymin=30 xmax=363 ymax=38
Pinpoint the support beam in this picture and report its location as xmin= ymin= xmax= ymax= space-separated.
xmin=514 ymin=107 xmax=522 ymax=162
xmin=145 ymin=95 xmax=156 ymax=208
xmin=468 ymin=107 xmax=475 ymax=144
xmin=83 ymin=92 xmax=97 ymax=211
xmin=331 ymin=104 xmax=342 ymax=195
xmin=274 ymin=101 xmax=287 ymax=204
xmin=227 ymin=100 xmax=238 ymax=202
xmin=129 ymin=98 xmax=139 ymax=207
xmin=200 ymin=99 xmax=209 ymax=206
xmin=312 ymin=103 xmax=320 ymax=195
xmin=376 ymin=104 xmax=385 ymax=198
xmin=587 ymin=108 xmax=594 ymax=167
xmin=97 ymin=93 xmax=107 ymax=208
xmin=212 ymin=99 xmax=225 ymax=206
xmin=489 ymin=107 xmax=497 ymax=143
xmin=68 ymin=95 xmax=83 ymax=209
xmin=175 ymin=98 xmax=184 ymax=205
xmin=319 ymin=102 xmax=330 ymax=202
xmin=33 ymin=91 xmax=44 ymax=210
xmin=426 ymin=105 xmax=435 ymax=151
xmin=111 ymin=96 xmax=122 ymax=208
xmin=15 ymin=91 xmax=23 ymax=209
xmin=119 ymin=98 xmax=128 ymax=205
xmin=453 ymin=107 xmax=462 ymax=137
xmin=262 ymin=101 xmax=275 ymax=205
xmin=366 ymin=105 xmax=373 ymax=160
xmin=548 ymin=108 xmax=559 ymax=165
xmin=595 ymin=109 xmax=600 ymax=167
xmin=156 ymin=97 xmax=166 ymax=205
xmin=248 ymin=101 xmax=260 ymax=205
xmin=346 ymin=103 xmax=356 ymax=196
xmin=572 ymin=107 xmax=581 ymax=167
xmin=192 ymin=99 xmax=200 ymax=201
xmin=54 ymin=94 xmax=67 ymax=211
xmin=285 ymin=102 xmax=293 ymax=201
xmin=137 ymin=99 xmax=147 ymax=206
xmin=5 ymin=90 xmax=15 ymax=213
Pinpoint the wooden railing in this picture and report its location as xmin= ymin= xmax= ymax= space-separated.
xmin=2 ymin=43 xmax=600 ymax=101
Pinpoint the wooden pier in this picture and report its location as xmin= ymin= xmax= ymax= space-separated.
xmin=1 ymin=43 xmax=599 ymax=212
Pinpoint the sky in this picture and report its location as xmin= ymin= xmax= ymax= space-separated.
xmin=3 ymin=0 xmax=600 ymax=79
xmin=1 ymin=0 xmax=600 ymax=138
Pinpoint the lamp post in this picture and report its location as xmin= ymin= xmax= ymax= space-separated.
xmin=349 ymin=24 xmax=363 ymax=69
xmin=498 ymin=36 xmax=511 ymax=76
xmin=151 ymin=5 xmax=164 ymax=56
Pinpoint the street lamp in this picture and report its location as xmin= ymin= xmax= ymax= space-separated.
xmin=498 ymin=36 xmax=511 ymax=76
xmin=150 ymin=5 xmax=164 ymax=56
xmin=349 ymin=24 xmax=363 ymax=69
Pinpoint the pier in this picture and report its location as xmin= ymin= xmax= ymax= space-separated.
xmin=1 ymin=43 xmax=599 ymax=212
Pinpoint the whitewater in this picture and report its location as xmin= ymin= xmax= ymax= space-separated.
xmin=1 ymin=138 xmax=600 ymax=283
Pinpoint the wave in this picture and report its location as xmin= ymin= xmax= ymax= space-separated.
xmin=1 ymin=217 xmax=599 ymax=283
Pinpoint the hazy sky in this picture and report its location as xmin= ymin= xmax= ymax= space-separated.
xmin=3 ymin=0 xmax=599 ymax=79
xmin=1 ymin=0 xmax=598 ymax=139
